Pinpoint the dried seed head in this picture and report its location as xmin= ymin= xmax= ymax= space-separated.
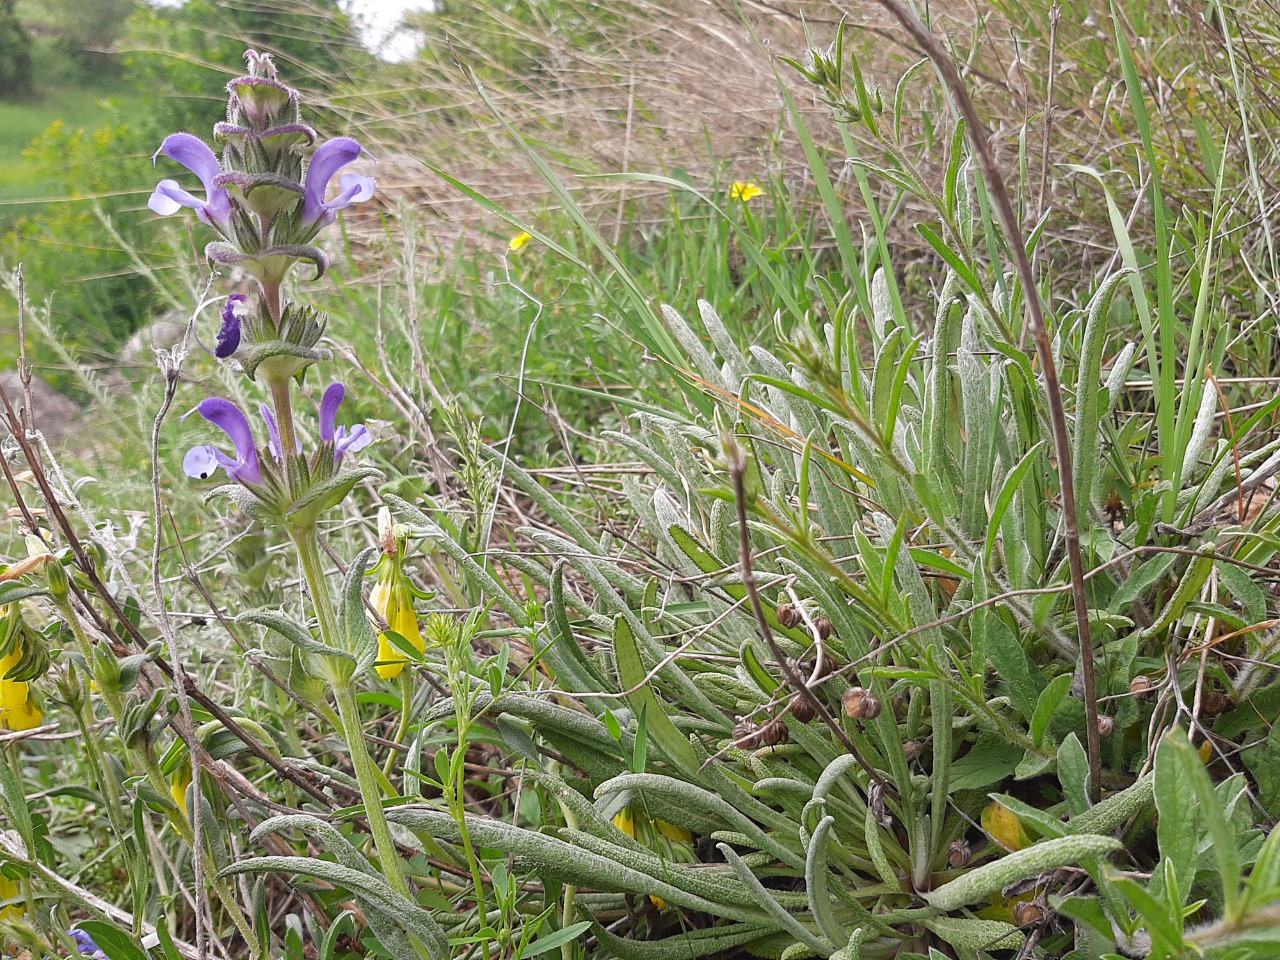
xmin=810 ymin=650 xmax=836 ymax=682
xmin=775 ymin=602 xmax=801 ymax=629
xmin=733 ymin=720 xmax=762 ymax=750
xmin=1129 ymin=675 xmax=1154 ymax=700
xmin=903 ymin=739 xmax=925 ymax=762
xmin=790 ymin=697 xmax=817 ymax=723
xmin=1096 ymin=715 xmax=1116 ymax=738
xmin=842 ymin=686 xmax=882 ymax=720
xmin=814 ymin=616 xmax=835 ymax=640
xmin=1013 ymin=901 xmax=1045 ymax=926
xmin=761 ymin=720 xmax=790 ymax=746
xmin=946 ymin=839 xmax=972 ymax=868
xmin=1201 ymin=691 xmax=1236 ymax=717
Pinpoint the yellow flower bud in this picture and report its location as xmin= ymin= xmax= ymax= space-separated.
xmin=371 ymin=572 xmax=425 ymax=680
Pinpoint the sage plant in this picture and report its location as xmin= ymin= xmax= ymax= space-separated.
xmin=150 ymin=51 xmax=428 ymax=914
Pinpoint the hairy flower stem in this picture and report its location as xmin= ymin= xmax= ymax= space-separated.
xmin=333 ymin=683 xmax=417 ymax=896
xmin=270 ymin=378 xmax=300 ymax=489
xmin=291 ymin=528 xmax=435 ymax=960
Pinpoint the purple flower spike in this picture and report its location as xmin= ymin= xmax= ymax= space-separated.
xmin=216 ymin=294 xmax=248 ymax=359
xmin=69 ymin=928 xmax=108 ymax=960
xmin=300 ymin=138 xmax=376 ymax=227
xmin=318 ymin=383 xmax=372 ymax=464
xmin=148 ymin=133 xmax=233 ymax=226
xmin=182 ymin=398 xmax=262 ymax=485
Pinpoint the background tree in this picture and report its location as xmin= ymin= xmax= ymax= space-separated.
xmin=0 ymin=0 xmax=34 ymax=98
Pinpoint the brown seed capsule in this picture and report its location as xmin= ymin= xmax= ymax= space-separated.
xmin=1096 ymin=715 xmax=1116 ymax=738
xmin=814 ymin=616 xmax=835 ymax=640
xmin=843 ymin=686 xmax=883 ymax=720
xmin=1201 ymin=691 xmax=1236 ymax=717
xmin=775 ymin=603 xmax=801 ymax=630
xmin=946 ymin=839 xmax=972 ymax=868
xmin=790 ymin=697 xmax=817 ymax=723
xmin=903 ymin=739 xmax=925 ymax=762
xmin=1013 ymin=901 xmax=1045 ymax=926
xmin=733 ymin=720 xmax=762 ymax=750
xmin=1129 ymin=675 xmax=1155 ymax=700
xmin=810 ymin=649 xmax=836 ymax=682
xmin=761 ymin=720 xmax=790 ymax=746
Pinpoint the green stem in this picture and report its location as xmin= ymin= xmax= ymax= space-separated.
xmin=382 ymin=670 xmax=413 ymax=782
xmin=334 ymin=682 xmax=411 ymax=897
xmin=291 ymin=526 xmax=341 ymax=655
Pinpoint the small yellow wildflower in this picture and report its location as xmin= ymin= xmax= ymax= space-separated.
xmin=729 ymin=181 xmax=763 ymax=202
xmin=508 ymin=231 xmax=533 ymax=252
xmin=370 ymin=566 xmax=426 ymax=680
xmin=0 ymin=646 xmax=38 ymax=731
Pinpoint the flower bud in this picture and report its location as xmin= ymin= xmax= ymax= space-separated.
xmin=842 ymin=686 xmax=882 ymax=720
xmin=44 ymin=558 xmax=69 ymax=602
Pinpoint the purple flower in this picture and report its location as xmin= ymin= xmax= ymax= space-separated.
xmin=319 ymin=383 xmax=373 ymax=464
xmin=300 ymin=138 xmax=376 ymax=227
xmin=216 ymin=294 xmax=248 ymax=359
xmin=148 ymin=133 xmax=233 ymax=227
xmin=182 ymin=398 xmax=263 ymax=485
xmin=259 ymin=403 xmax=300 ymax=460
xmin=68 ymin=929 xmax=107 ymax=960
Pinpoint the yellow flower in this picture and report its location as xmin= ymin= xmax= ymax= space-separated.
xmin=612 ymin=807 xmax=636 ymax=839
xmin=729 ymin=181 xmax=763 ymax=202
xmin=371 ymin=571 xmax=426 ymax=680
xmin=0 ymin=643 xmax=41 ymax=731
xmin=0 ymin=871 xmax=22 ymax=919
xmin=171 ymin=768 xmax=192 ymax=818
xmin=508 ymin=231 xmax=533 ymax=252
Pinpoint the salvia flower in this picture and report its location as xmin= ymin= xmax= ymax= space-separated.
xmin=182 ymin=398 xmax=264 ymax=485
xmin=216 ymin=294 xmax=249 ymax=359
xmin=301 ymin=138 xmax=377 ymax=228
xmin=148 ymin=133 xmax=234 ymax=227
xmin=318 ymin=383 xmax=372 ymax=465
xmin=68 ymin=928 xmax=108 ymax=960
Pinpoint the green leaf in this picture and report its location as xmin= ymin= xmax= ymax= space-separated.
xmin=70 ymin=922 xmax=150 ymax=960
xmin=522 ymin=921 xmax=592 ymax=957
xmin=613 ymin=617 xmax=697 ymax=773
xmin=1058 ymin=733 xmax=1091 ymax=816
xmin=923 ymin=835 xmax=1123 ymax=911
xmin=1031 ymin=673 xmax=1074 ymax=748
xmin=1154 ymin=727 xmax=1197 ymax=905
xmin=947 ymin=744 xmax=1022 ymax=792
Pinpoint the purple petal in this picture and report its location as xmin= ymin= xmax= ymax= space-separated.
xmin=149 ymin=180 xmax=205 ymax=216
xmin=215 ymin=294 xmax=247 ymax=359
xmin=196 ymin=398 xmax=262 ymax=485
xmin=301 ymin=138 xmax=364 ymax=225
xmin=334 ymin=424 xmax=372 ymax=464
xmin=183 ymin=445 xmax=222 ymax=480
xmin=155 ymin=133 xmax=221 ymax=194
xmin=259 ymin=404 xmax=283 ymax=459
xmin=318 ymin=382 xmax=347 ymax=442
